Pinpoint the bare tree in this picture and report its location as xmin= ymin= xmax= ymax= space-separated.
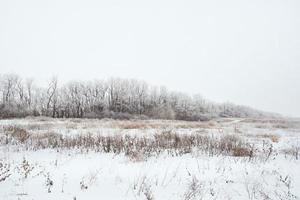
xmin=46 ymin=77 xmax=58 ymax=117
xmin=1 ymin=74 xmax=20 ymax=105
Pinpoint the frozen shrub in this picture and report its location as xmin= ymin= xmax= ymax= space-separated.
xmin=46 ymin=173 xmax=54 ymax=193
xmin=17 ymin=158 xmax=34 ymax=179
xmin=134 ymin=176 xmax=154 ymax=200
xmin=282 ymin=146 xmax=299 ymax=160
xmin=262 ymin=141 xmax=274 ymax=162
xmin=184 ymin=176 xmax=203 ymax=200
xmin=142 ymin=183 xmax=154 ymax=200
xmin=149 ymin=104 xmax=175 ymax=120
xmin=0 ymin=161 xmax=11 ymax=182
xmin=0 ymin=104 xmax=32 ymax=119
xmin=80 ymin=180 xmax=88 ymax=190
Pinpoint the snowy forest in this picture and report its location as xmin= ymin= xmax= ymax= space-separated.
xmin=0 ymin=73 xmax=276 ymax=120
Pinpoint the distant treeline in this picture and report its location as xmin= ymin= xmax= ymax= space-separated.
xmin=0 ymin=73 xmax=277 ymax=120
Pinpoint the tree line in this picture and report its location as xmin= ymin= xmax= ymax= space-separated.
xmin=0 ymin=73 xmax=276 ymax=120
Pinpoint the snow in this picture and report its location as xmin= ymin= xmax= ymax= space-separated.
xmin=0 ymin=118 xmax=300 ymax=200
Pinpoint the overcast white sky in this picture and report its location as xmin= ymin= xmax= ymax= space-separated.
xmin=0 ymin=0 xmax=300 ymax=117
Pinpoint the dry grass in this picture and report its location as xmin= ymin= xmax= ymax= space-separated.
xmin=270 ymin=135 xmax=280 ymax=143
xmin=256 ymin=134 xmax=280 ymax=143
xmin=2 ymin=126 xmax=255 ymax=159
xmin=65 ymin=123 xmax=79 ymax=129
xmin=121 ymin=122 xmax=149 ymax=129
xmin=243 ymin=118 xmax=300 ymax=129
xmin=3 ymin=126 xmax=31 ymax=143
xmin=1 ymin=119 xmax=219 ymax=137
xmin=106 ymin=120 xmax=218 ymax=130
xmin=232 ymin=147 xmax=253 ymax=157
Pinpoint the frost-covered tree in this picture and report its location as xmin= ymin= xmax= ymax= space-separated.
xmin=0 ymin=73 xmax=278 ymax=120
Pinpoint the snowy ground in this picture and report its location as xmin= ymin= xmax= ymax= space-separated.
xmin=0 ymin=117 xmax=300 ymax=200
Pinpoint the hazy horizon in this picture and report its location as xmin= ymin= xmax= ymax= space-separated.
xmin=1 ymin=0 xmax=300 ymax=117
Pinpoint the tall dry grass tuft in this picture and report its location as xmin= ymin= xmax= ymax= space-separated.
xmin=3 ymin=125 xmax=30 ymax=143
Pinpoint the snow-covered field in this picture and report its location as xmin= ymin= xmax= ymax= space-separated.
xmin=0 ymin=117 xmax=300 ymax=200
